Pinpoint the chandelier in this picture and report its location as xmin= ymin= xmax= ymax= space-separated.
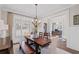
xmin=32 ymin=4 xmax=41 ymax=33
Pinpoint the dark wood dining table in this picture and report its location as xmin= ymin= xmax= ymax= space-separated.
xmin=24 ymin=36 xmax=51 ymax=54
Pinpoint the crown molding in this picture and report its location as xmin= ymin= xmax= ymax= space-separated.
xmin=1 ymin=7 xmax=34 ymax=19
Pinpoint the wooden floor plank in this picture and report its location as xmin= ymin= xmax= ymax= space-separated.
xmin=57 ymin=40 xmax=79 ymax=54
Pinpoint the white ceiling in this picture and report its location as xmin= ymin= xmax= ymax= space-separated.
xmin=2 ymin=4 xmax=74 ymax=18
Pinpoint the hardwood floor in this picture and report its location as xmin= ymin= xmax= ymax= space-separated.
xmin=12 ymin=36 xmax=79 ymax=54
xmin=13 ymin=42 xmax=70 ymax=54
xmin=57 ymin=39 xmax=79 ymax=54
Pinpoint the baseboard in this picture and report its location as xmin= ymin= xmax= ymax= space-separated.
xmin=66 ymin=47 xmax=79 ymax=54
xmin=57 ymin=39 xmax=79 ymax=54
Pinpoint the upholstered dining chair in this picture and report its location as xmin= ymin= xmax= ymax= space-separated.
xmin=39 ymin=32 xmax=43 ymax=38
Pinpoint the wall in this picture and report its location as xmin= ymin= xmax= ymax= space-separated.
xmin=1 ymin=10 xmax=8 ymax=24
xmin=42 ymin=9 xmax=69 ymax=39
xmin=0 ymin=8 xmax=1 ymax=20
xmin=0 ymin=6 xmax=9 ymax=38
xmin=43 ymin=5 xmax=79 ymax=51
xmin=67 ymin=5 xmax=79 ymax=51
xmin=0 ymin=4 xmax=8 ymax=24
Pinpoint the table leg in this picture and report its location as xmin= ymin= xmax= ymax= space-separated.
xmin=35 ymin=44 xmax=41 ymax=54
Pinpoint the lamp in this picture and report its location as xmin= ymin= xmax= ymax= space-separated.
xmin=32 ymin=4 xmax=41 ymax=35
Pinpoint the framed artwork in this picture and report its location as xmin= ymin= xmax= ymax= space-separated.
xmin=73 ymin=15 xmax=79 ymax=25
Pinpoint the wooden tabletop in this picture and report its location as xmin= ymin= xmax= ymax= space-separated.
xmin=24 ymin=36 xmax=51 ymax=46
xmin=20 ymin=41 xmax=35 ymax=54
xmin=34 ymin=38 xmax=51 ymax=46
xmin=0 ymin=37 xmax=11 ymax=50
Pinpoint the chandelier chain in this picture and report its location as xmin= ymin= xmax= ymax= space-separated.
xmin=35 ymin=4 xmax=38 ymax=19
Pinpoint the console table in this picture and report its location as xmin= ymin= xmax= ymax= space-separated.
xmin=0 ymin=37 xmax=13 ymax=54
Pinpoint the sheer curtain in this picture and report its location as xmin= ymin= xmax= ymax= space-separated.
xmin=12 ymin=14 xmax=33 ymax=43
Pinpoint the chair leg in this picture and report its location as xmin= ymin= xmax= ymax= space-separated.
xmin=19 ymin=45 xmax=21 ymax=50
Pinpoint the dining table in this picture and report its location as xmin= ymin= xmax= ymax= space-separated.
xmin=24 ymin=36 xmax=51 ymax=54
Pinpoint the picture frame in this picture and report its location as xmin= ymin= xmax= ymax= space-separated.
xmin=73 ymin=15 xmax=79 ymax=25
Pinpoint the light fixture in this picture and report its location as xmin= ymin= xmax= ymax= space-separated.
xmin=32 ymin=4 xmax=41 ymax=34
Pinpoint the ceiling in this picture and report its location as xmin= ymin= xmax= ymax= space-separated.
xmin=2 ymin=4 xmax=74 ymax=18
